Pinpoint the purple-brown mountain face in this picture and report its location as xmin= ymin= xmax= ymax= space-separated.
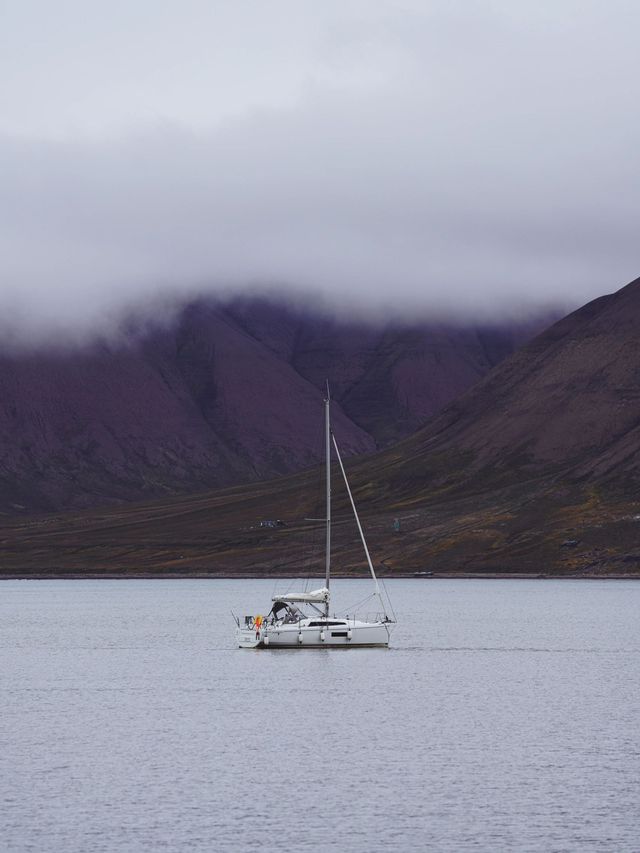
xmin=4 ymin=280 xmax=640 ymax=577
xmin=395 ymin=275 xmax=640 ymax=484
xmin=0 ymin=297 xmax=548 ymax=513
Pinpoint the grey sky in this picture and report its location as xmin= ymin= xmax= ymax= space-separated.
xmin=1 ymin=0 xmax=639 ymax=337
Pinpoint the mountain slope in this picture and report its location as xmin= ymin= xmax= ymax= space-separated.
xmin=0 ymin=296 xmax=546 ymax=513
xmin=226 ymin=297 xmax=548 ymax=446
xmin=388 ymin=276 xmax=640 ymax=484
xmin=1 ymin=279 xmax=637 ymax=577
xmin=1 ymin=278 xmax=639 ymax=577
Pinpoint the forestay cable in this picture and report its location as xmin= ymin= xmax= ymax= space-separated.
xmin=331 ymin=434 xmax=386 ymax=616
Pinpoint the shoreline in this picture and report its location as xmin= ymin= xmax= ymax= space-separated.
xmin=1 ymin=572 xmax=639 ymax=581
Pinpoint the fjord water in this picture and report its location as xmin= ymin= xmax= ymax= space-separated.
xmin=1 ymin=580 xmax=639 ymax=852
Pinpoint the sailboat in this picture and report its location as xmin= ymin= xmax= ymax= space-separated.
xmin=235 ymin=385 xmax=395 ymax=648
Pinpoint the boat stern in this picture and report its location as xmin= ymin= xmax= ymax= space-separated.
xmin=236 ymin=627 xmax=263 ymax=648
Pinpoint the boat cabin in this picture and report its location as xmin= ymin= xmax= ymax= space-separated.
xmin=268 ymin=600 xmax=306 ymax=624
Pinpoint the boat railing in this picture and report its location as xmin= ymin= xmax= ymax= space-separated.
xmin=354 ymin=611 xmax=389 ymax=624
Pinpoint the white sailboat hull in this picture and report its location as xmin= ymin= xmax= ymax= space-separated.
xmin=237 ymin=620 xmax=390 ymax=649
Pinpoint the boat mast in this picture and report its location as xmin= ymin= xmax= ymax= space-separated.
xmin=325 ymin=383 xmax=331 ymax=617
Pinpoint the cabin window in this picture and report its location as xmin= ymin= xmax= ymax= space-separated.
xmin=308 ymin=621 xmax=347 ymax=627
xmin=331 ymin=631 xmax=348 ymax=637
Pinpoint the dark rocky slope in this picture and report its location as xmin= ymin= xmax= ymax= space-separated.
xmin=386 ymin=275 xmax=640 ymax=483
xmin=1 ymin=279 xmax=639 ymax=577
xmin=0 ymin=297 xmax=546 ymax=513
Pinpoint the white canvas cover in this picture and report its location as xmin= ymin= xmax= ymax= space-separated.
xmin=271 ymin=587 xmax=329 ymax=603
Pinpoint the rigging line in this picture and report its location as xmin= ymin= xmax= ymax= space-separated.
xmin=338 ymin=592 xmax=375 ymax=613
xmin=331 ymin=434 xmax=382 ymax=601
xmin=336 ymin=591 xmax=377 ymax=616
xmin=280 ymin=411 xmax=324 ymax=591
xmin=280 ymin=473 xmax=320 ymax=595
xmin=380 ymin=578 xmax=398 ymax=624
xmin=300 ymin=428 xmax=326 ymax=583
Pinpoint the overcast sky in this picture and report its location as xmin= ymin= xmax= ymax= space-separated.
xmin=2 ymin=0 xmax=639 ymax=338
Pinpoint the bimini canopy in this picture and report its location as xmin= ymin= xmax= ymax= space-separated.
xmin=271 ymin=587 xmax=329 ymax=604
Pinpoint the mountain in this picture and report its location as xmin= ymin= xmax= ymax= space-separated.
xmin=387 ymin=275 xmax=640 ymax=482
xmin=225 ymin=297 xmax=548 ymax=446
xmin=1 ymin=278 xmax=638 ymax=577
xmin=0 ymin=296 xmax=548 ymax=513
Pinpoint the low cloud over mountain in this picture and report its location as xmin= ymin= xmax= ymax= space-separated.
xmin=2 ymin=1 xmax=640 ymax=339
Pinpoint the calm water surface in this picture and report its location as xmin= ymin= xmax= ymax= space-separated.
xmin=1 ymin=579 xmax=639 ymax=852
